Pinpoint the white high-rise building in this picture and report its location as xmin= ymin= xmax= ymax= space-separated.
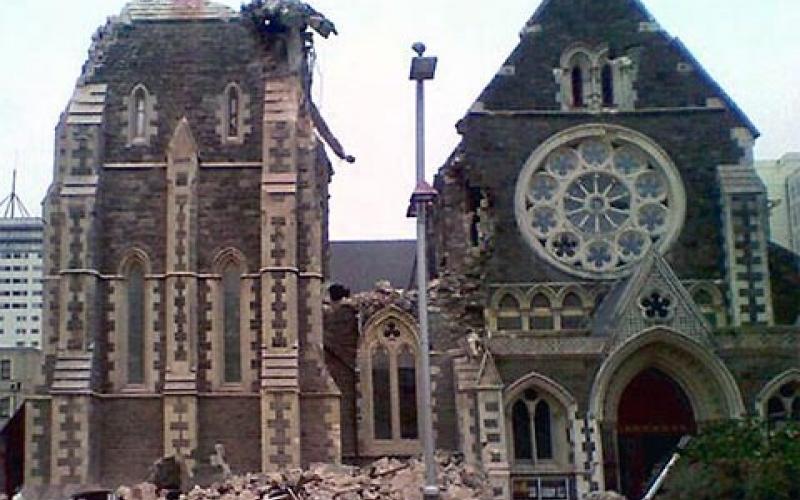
xmin=0 ymin=218 xmax=44 ymax=348
xmin=755 ymin=153 xmax=800 ymax=250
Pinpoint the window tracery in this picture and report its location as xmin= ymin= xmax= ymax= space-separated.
xmin=515 ymin=125 xmax=686 ymax=280
xmin=764 ymin=379 xmax=800 ymax=424
xmin=509 ymin=389 xmax=561 ymax=465
xmin=497 ymin=293 xmax=523 ymax=330
xmin=358 ymin=310 xmax=421 ymax=456
xmin=555 ymin=44 xmax=637 ymax=111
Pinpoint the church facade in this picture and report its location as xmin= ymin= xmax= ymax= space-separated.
xmin=20 ymin=0 xmax=800 ymax=499
xmin=327 ymin=1 xmax=800 ymax=499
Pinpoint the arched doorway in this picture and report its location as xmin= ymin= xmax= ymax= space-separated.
xmin=617 ymin=368 xmax=696 ymax=499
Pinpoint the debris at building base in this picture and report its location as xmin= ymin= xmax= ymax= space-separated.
xmin=117 ymin=454 xmax=490 ymax=500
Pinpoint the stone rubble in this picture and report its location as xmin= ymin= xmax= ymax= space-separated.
xmin=119 ymin=454 xmax=490 ymax=500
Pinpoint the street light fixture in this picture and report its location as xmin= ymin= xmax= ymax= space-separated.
xmin=408 ymin=42 xmax=439 ymax=500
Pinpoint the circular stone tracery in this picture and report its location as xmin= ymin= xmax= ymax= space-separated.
xmin=515 ymin=125 xmax=686 ymax=279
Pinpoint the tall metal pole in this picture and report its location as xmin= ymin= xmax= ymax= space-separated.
xmin=409 ymin=42 xmax=439 ymax=500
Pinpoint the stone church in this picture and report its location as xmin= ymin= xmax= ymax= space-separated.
xmin=18 ymin=0 xmax=800 ymax=499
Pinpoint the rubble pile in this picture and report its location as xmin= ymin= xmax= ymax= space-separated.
xmin=122 ymin=454 xmax=490 ymax=500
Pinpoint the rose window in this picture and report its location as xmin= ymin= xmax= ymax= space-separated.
xmin=515 ymin=125 xmax=686 ymax=279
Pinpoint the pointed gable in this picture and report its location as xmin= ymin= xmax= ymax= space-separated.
xmin=592 ymin=249 xmax=712 ymax=348
xmin=469 ymin=0 xmax=757 ymax=136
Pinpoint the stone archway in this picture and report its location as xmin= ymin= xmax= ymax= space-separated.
xmin=617 ymin=368 xmax=696 ymax=498
xmin=589 ymin=328 xmax=745 ymax=494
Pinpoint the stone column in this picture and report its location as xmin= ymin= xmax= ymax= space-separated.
xmin=43 ymin=84 xmax=109 ymax=486
xmin=475 ymin=356 xmax=511 ymax=499
xmin=453 ymin=355 xmax=482 ymax=466
xmin=162 ymin=118 xmax=200 ymax=471
xmin=260 ymin=73 xmax=303 ymax=471
xmin=296 ymin=117 xmax=341 ymax=466
xmin=718 ymin=164 xmax=774 ymax=326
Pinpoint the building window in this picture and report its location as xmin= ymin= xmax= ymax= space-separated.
xmin=766 ymin=380 xmax=800 ymax=424
xmin=126 ymin=261 xmax=145 ymax=385
xmin=571 ymin=66 xmax=585 ymax=108
xmin=497 ymin=293 xmax=523 ymax=330
xmin=220 ymin=83 xmax=248 ymax=143
xmin=557 ymin=44 xmax=636 ymax=111
xmin=134 ymin=87 xmax=147 ymax=139
xmin=372 ymin=346 xmax=392 ymax=439
xmin=359 ymin=309 xmax=421 ymax=455
xmin=222 ymin=264 xmax=242 ymax=384
xmin=397 ymin=345 xmax=419 ymax=439
xmin=128 ymin=84 xmax=155 ymax=146
xmin=511 ymin=389 xmax=555 ymax=463
xmin=227 ymin=86 xmax=240 ymax=138
xmin=0 ymin=397 xmax=9 ymax=418
xmin=0 ymin=359 xmax=10 ymax=380
xmin=530 ymin=293 xmax=554 ymax=330
xmin=560 ymin=292 xmax=586 ymax=330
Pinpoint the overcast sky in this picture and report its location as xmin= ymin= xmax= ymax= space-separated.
xmin=0 ymin=1 xmax=798 ymax=240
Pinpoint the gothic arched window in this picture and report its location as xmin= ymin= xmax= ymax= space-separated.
xmin=601 ymin=63 xmax=614 ymax=107
xmin=571 ymin=66 xmax=585 ymax=108
xmin=560 ymin=292 xmax=586 ymax=330
xmin=511 ymin=389 xmax=557 ymax=463
xmin=133 ymin=86 xmax=148 ymax=140
xmin=222 ymin=264 xmax=242 ymax=383
xmin=397 ymin=346 xmax=419 ymax=439
xmin=358 ymin=310 xmax=422 ymax=455
xmin=530 ymin=293 xmax=554 ymax=330
xmin=497 ymin=294 xmax=523 ymax=331
xmin=126 ymin=261 xmax=145 ymax=385
xmin=512 ymin=400 xmax=532 ymax=460
xmin=372 ymin=346 xmax=393 ymax=439
xmin=227 ymin=85 xmax=240 ymax=138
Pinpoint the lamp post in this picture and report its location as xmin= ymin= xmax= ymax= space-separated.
xmin=408 ymin=42 xmax=439 ymax=500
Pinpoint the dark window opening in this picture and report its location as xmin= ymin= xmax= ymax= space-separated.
xmin=571 ymin=67 xmax=584 ymax=107
xmin=127 ymin=263 xmax=145 ymax=384
xmin=534 ymin=400 xmax=553 ymax=459
xmin=398 ymin=346 xmax=419 ymax=439
xmin=227 ymin=86 xmax=240 ymax=138
xmin=513 ymin=400 xmax=533 ymax=460
xmin=601 ymin=63 xmax=614 ymax=107
xmin=223 ymin=265 xmax=242 ymax=383
xmin=372 ymin=348 xmax=392 ymax=439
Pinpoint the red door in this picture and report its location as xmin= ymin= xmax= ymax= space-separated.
xmin=617 ymin=368 xmax=696 ymax=499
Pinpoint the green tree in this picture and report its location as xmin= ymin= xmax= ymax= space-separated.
xmin=658 ymin=419 xmax=800 ymax=500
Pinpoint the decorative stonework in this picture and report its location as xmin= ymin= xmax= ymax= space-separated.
xmin=356 ymin=308 xmax=422 ymax=457
xmin=717 ymin=165 xmax=774 ymax=326
xmin=515 ymin=124 xmax=686 ymax=280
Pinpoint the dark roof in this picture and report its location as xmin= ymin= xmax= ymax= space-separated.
xmin=329 ymin=240 xmax=416 ymax=293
